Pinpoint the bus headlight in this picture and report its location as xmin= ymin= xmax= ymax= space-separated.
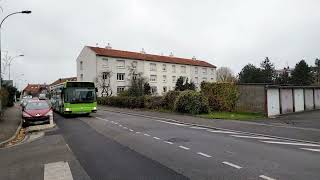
xmin=65 ymin=108 xmax=70 ymax=111
xmin=93 ymin=107 xmax=97 ymax=110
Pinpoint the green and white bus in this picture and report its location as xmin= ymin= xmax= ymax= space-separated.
xmin=50 ymin=81 xmax=97 ymax=115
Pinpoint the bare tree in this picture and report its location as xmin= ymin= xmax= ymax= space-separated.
xmin=95 ymin=71 xmax=113 ymax=97
xmin=216 ymin=67 xmax=236 ymax=82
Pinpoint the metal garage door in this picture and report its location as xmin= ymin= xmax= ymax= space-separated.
xmin=314 ymin=89 xmax=320 ymax=109
xmin=305 ymin=89 xmax=314 ymax=110
xmin=294 ymin=89 xmax=304 ymax=112
xmin=267 ymin=89 xmax=280 ymax=117
xmin=280 ymin=89 xmax=293 ymax=114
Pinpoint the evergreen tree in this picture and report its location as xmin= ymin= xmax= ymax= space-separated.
xmin=260 ymin=57 xmax=276 ymax=83
xmin=238 ymin=64 xmax=263 ymax=83
xmin=290 ymin=60 xmax=313 ymax=85
xmin=175 ymin=76 xmax=185 ymax=91
xmin=143 ymin=82 xmax=151 ymax=95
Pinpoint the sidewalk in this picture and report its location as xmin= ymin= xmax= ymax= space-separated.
xmin=0 ymin=105 xmax=22 ymax=144
xmin=98 ymin=105 xmax=320 ymax=143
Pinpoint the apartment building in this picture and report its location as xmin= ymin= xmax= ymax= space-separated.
xmin=76 ymin=46 xmax=217 ymax=96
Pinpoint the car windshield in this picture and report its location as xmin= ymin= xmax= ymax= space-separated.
xmin=25 ymin=102 xmax=49 ymax=110
xmin=64 ymin=88 xmax=96 ymax=103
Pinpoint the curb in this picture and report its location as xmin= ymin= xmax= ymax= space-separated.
xmin=101 ymin=108 xmax=320 ymax=145
xmin=0 ymin=118 xmax=22 ymax=147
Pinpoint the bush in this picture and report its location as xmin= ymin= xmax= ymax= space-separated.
xmin=144 ymin=96 xmax=163 ymax=109
xmin=162 ymin=91 xmax=181 ymax=110
xmin=174 ymin=90 xmax=209 ymax=114
xmin=0 ymin=89 xmax=9 ymax=108
xmin=200 ymin=82 xmax=239 ymax=111
xmin=97 ymin=96 xmax=144 ymax=109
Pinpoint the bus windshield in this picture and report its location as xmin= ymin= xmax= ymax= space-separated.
xmin=64 ymin=88 xmax=96 ymax=103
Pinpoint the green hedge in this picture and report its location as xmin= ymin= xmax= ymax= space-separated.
xmin=0 ymin=89 xmax=9 ymax=108
xmin=162 ymin=91 xmax=181 ymax=111
xmin=200 ymin=82 xmax=239 ymax=111
xmin=98 ymin=96 xmax=144 ymax=109
xmin=174 ymin=90 xmax=209 ymax=114
xmin=144 ymin=96 xmax=163 ymax=109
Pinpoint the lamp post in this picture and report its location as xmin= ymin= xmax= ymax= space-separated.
xmin=8 ymin=54 xmax=24 ymax=80
xmin=0 ymin=10 xmax=31 ymax=110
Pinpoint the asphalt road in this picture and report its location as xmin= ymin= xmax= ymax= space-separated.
xmin=53 ymin=110 xmax=320 ymax=180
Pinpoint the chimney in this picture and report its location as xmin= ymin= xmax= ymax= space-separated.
xmin=105 ymin=43 xmax=112 ymax=49
xmin=140 ymin=48 xmax=146 ymax=54
xmin=169 ymin=52 xmax=174 ymax=57
xmin=192 ymin=56 xmax=196 ymax=60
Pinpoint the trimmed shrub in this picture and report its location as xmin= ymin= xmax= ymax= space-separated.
xmin=162 ymin=91 xmax=181 ymax=110
xmin=0 ymin=89 xmax=9 ymax=108
xmin=97 ymin=96 xmax=144 ymax=109
xmin=174 ymin=90 xmax=209 ymax=114
xmin=200 ymin=82 xmax=239 ymax=111
xmin=144 ymin=96 xmax=163 ymax=109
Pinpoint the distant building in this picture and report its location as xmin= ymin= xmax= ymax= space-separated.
xmin=49 ymin=77 xmax=77 ymax=90
xmin=276 ymin=67 xmax=293 ymax=77
xmin=76 ymin=46 xmax=217 ymax=96
xmin=22 ymin=84 xmax=49 ymax=97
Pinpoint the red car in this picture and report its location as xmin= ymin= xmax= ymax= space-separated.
xmin=22 ymin=99 xmax=53 ymax=127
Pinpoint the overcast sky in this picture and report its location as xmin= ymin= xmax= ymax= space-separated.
xmin=1 ymin=0 xmax=320 ymax=89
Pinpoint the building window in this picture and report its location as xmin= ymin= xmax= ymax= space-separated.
xmin=162 ymin=64 xmax=167 ymax=71
xmin=181 ymin=66 xmax=186 ymax=73
xmin=117 ymin=73 xmax=125 ymax=81
xmin=202 ymin=77 xmax=207 ymax=82
xmin=203 ymin=68 xmax=207 ymax=75
xmin=117 ymin=86 xmax=125 ymax=94
xmin=150 ymin=75 xmax=157 ymax=82
xmin=80 ymin=61 xmax=83 ymax=70
xmin=172 ymin=65 xmax=176 ymax=73
xmin=195 ymin=67 xmax=198 ymax=74
xmin=102 ymin=58 xmax=108 ymax=68
xmin=211 ymin=68 xmax=215 ymax=75
xmin=117 ymin=60 xmax=125 ymax=68
xmin=172 ymin=76 xmax=176 ymax=83
xmin=163 ymin=86 xmax=167 ymax=93
xmin=132 ymin=73 xmax=138 ymax=80
xmin=102 ymin=72 xmax=109 ymax=79
xmin=195 ymin=77 xmax=199 ymax=84
xmin=80 ymin=74 xmax=83 ymax=81
xmin=163 ymin=75 xmax=167 ymax=83
xmin=211 ymin=78 xmax=214 ymax=81
xmin=150 ymin=63 xmax=157 ymax=71
xmin=151 ymin=86 xmax=157 ymax=95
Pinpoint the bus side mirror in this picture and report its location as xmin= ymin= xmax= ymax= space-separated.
xmin=95 ymin=88 xmax=98 ymax=92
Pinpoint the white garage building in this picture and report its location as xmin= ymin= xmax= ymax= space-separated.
xmin=76 ymin=46 xmax=217 ymax=96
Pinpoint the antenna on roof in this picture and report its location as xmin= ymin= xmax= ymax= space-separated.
xmin=192 ymin=56 xmax=196 ymax=60
xmin=169 ymin=52 xmax=174 ymax=57
xmin=105 ymin=43 xmax=112 ymax=49
xmin=140 ymin=48 xmax=146 ymax=54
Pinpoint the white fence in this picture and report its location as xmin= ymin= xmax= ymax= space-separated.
xmin=267 ymin=86 xmax=320 ymax=117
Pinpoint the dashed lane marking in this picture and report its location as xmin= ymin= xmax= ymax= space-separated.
xmin=129 ymin=129 xmax=134 ymax=132
xmin=222 ymin=161 xmax=242 ymax=169
xmin=135 ymin=132 xmax=141 ymax=134
xmin=300 ymin=148 xmax=320 ymax=152
xmin=259 ymin=175 xmax=276 ymax=180
xmin=144 ymin=133 xmax=151 ymax=137
xmin=189 ymin=126 xmax=208 ymax=130
xmin=156 ymin=120 xmax=188 ymax=127
xmin=261 ymin=141 xmax=320 ymax=147
xmin=197 ymin=152 xmax=212 ymax=158
xmin=44 ymin=161 xmax=73 ymax=180
xmin=207 ymin=130 xmax=240 ymax=134
xmin=230 ymin=135 xmax=275 ymax=140
xmin=153 ymin=137 xmax=161 ymax=140
xmin=179 ymin=145 xmax=190 ymax=150
xmin=123 ymin=127 xmax=128 ymax=129
xmin=164 ymin=141 xmax=174 ymax=145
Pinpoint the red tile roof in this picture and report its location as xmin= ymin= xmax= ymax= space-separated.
xmin=23 ymin=84 xmax=48 ymax=94
xmin=50 ymin=77 xmax=77 ymax=86
xmin=87 ymin=46 xmax=216 ymax=68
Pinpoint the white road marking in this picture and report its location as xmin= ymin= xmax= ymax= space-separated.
xmin=179 ymin=145 xmax=190 ymax=150
xmin=135 ymin=132 xmax=141 ymax=134
xmin=153 ymin=137 xmax=161 ymax=140
xmin=301 ymin=148 xmax=320 ymax=152
xmin=129 ymin=129 xmax=134 ymax=132
xmin=144 ymin=133 xmax=150 ymax=136
xmin=230 ymin=135 xmax=275 ymax=140
xmin=207 ymin=130 xmax=240 ymax=134
xmin=222 ymin=161 xmax=242 ymax=169
xmin=189 ymin=126 xmax=208 ymax=130
xmin=96 ymin=117 xmax=109 ymax=122
xmin=261 ymin=141 xmax=320 ymax=147
xmin=156 ymin=120 xmax=188 ymax=127
xmin=119 ymin=124 xmax=123 ymax=127
xmin=114 ymin=122 xmax=118 ymax=124
xmin=197 ymin=152 xmax=212 ymax=158
xmin=44 ymin=161 xmax=73 ymax=180
xmin=259 ymin=175 xmax=276 ymax=180
xmin=65 ymin=144 xmax=71 ymax=152
xmin=123 ymin=127 xmax=128 ymax=129
xmin=164 ymin=141 xmax=173 ymax=145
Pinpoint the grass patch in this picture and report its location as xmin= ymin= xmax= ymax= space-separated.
xmin=198 ymin=112 xmax=265 ymax=120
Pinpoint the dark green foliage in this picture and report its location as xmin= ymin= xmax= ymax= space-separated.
xmin=162 ymin=91 xmax=181 ymax=110
xmin=175 ymin=77 xmax=196 ymax=91
xmin=275 ymin=68 xmax=291 ymax=85
xmin=144 ymin=96 xmax=163 ymax=109
xmin=290 ymin=60 xmax=313 ymax=85
xmin=174 ymin=90 xmax=209 ymax=114
xmin=1 ymin=84 xmax=17 ymax=107
xmin=128 ymin=76 xmax=145 ymax=97
xmin=238 ymin=64 xmax=264 ymax=83
xmin=144 ymin=82 xmax=151 ymax=95
xmin=97 ymin=96 xmax=144 ymax=109
xmin=201 ymin=82 xmax=239 ymax=111
xmin=260 ymin=57 xmax=276 ymax=83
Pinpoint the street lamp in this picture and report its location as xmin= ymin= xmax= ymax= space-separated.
xmin=8 ymin=54 xmax=24 ymax=80
xmin=0 ymin=10 xmax=31 ymax=110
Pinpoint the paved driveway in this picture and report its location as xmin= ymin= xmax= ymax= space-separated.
xmin=274 ymin=110 xmax=320 ymax=129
